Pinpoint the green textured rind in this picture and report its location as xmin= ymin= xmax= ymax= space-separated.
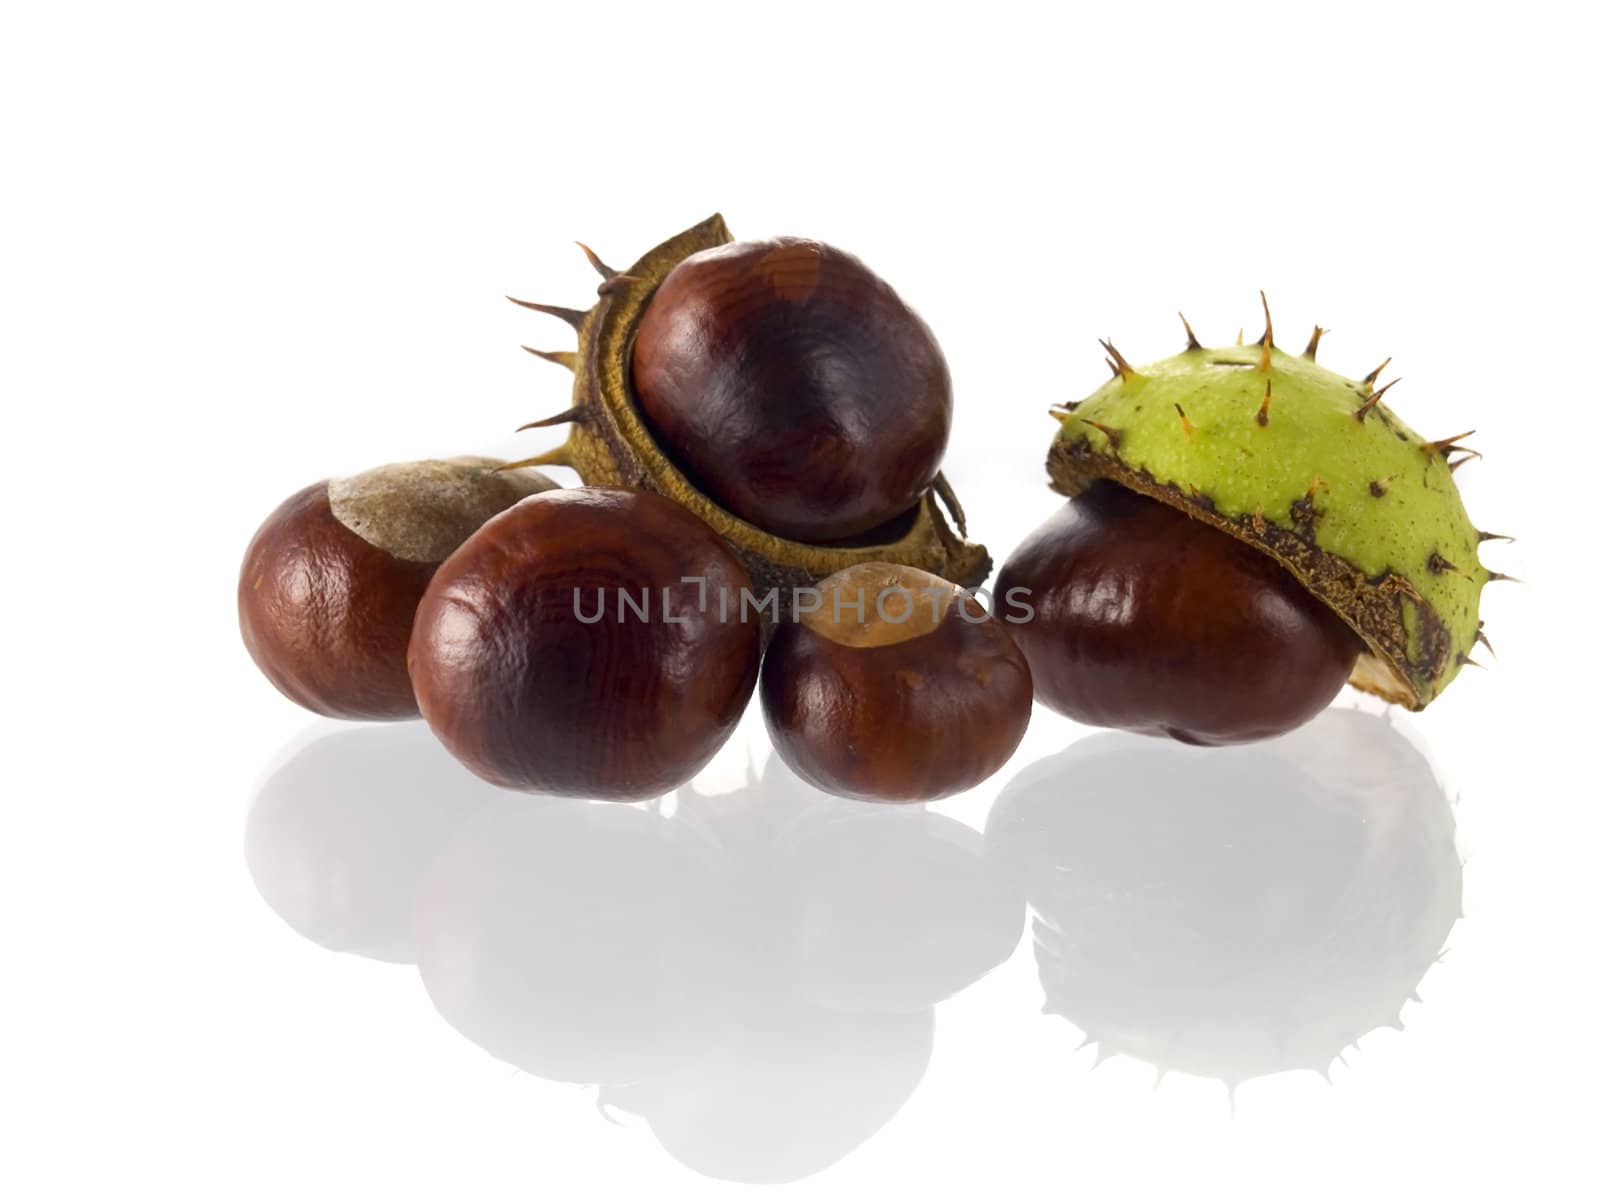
xmin=1048 ymin=344 xmax=1485 ymax=709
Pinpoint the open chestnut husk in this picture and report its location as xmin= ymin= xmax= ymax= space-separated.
xmin=761 ymin=564 xmax=1033 ymax=801
xmin=1046 ymin=303 xmax=1507 ymax=709
xmin=238 ymin=457 xmax=555 ymax=719
xmin=408 ymin=486 xmax=761 ymax=799
xmin=502 ymin=215 xmax=987 ymax=617
xmin=997 ymin=483 xmax=1361 ymax=745
xmin=1002 ymin=302 xmax=1510 ymax=742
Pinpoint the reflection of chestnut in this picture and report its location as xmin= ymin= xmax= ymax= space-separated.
xmin=238 ymin=457 xmax=554 ymax=719
xmin=631 ymin=238 xmax=952 ymax=542
xmin=415 ymin=800 xmax=722 ymax=1086
xmin=772 ymin=804 xmax=1024 ymax=1011
xmin=760 ymin=564 xmax=1032 ymax=801
xmin=250 ymin=728 xmax=1020 ymax=1183
xmin=244 ymin=723 xmax=508 ymax=962
xmin=619 ymin=1006 xmax=933 ymax=1186
xmin=985 ymin=708 xmax=1461 ymax=1085
xmin=409 ymin=487 xmax=761 ymax=798
xmin=996 ymin=483 xmax=1361 ymax=745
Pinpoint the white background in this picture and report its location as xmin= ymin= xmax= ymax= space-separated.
xmin=3 ymin=2 xmax=1594 ymax=1196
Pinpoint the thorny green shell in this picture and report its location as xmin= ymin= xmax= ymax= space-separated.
xmin=503 ymin=215 xmax=989 ymax=614
xmin=1048 ymin=308 xmax=1501 ymax=709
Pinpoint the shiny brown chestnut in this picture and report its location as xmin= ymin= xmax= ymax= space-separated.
xmin=238 ymin=457 xmax=555 ymax=719
xmin=630 ymin=238 xmax=952 ymax=543
xmin=409 ymin=487 xmax=761 ymax=799
xmin=995 ymin=483 xmax=1363 ymax=745
xmin=760 ymin=564 xmax=1033 ymax=802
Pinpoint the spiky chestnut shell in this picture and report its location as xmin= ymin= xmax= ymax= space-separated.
xmin=1049 ymin=314 xmax=1495 ymax=708
xmin=505 ymin=215 xmax=988 ymax=617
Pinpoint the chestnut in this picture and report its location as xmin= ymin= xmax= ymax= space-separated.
xmin=408 ymin=486 xmax=761 ymax=799
xmin=995 ymin=482 xmax=1363 ymax=745
xmin=238 ymin=457 xmax=555 ymax=719
xmin=630 ymin=238 xmax=952 ymax=543
xmin=759 ymin=564 xmax=1033 ymax=802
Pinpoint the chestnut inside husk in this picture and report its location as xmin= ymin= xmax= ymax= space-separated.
xmin=998 ymin=303 xmax=1507 ymax=743
xmin=504 ymin=215 xmax=988 ymax=618
xmin=1044 ymin=307 xmax=1505 ymax=710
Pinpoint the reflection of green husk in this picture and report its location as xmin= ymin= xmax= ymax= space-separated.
xmin=988 ymin=708 xmax=1461 ymax=1089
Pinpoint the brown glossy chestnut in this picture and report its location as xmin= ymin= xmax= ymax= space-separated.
xmin=760 ymin=564 xmax=1033 ymax=802
xmin=238 ymin=457 xmax=555 ymax=719
xmin=995 ymin=482 xmax=1362 ymax=745
xmin=408 ymin=487 xmax=761 ymax=799
xmin=630 ymin=238 xmax=952 ymax=543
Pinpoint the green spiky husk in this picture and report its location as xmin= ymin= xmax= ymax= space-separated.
xmin=1048 ymin=340 xmax=1487 ymax=709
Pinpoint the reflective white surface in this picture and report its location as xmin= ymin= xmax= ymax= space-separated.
xmin=15 ymin=686 xmax=1582 ymax=1197
xmin=248 ymin=724 xmax=1020 ymax=1184
xmin=238 ymin=705 xmax=1472 ymax=1187
xmin=6 ymin=3 xmax=1593 ymax=1196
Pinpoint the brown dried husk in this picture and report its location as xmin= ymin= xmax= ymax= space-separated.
xmin=506 ymin=215 xmax=989 ymax=615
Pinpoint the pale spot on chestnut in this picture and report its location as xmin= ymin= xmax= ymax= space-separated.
xmin=238 ymin=458 xmax=556 ymax=719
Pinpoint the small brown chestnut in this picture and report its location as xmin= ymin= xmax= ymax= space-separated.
xmin=408 ymin=486 xmax=761 ymax=799
xmin=238 ymin=457 xmax=556 ymax=719
xmin=630 ymin=238 xmax=952 ymax=543
xmin=995 ymin=483 xmax=1363 ymax=745
xmin=760 ymin=564 xmax=1033 ymax=802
